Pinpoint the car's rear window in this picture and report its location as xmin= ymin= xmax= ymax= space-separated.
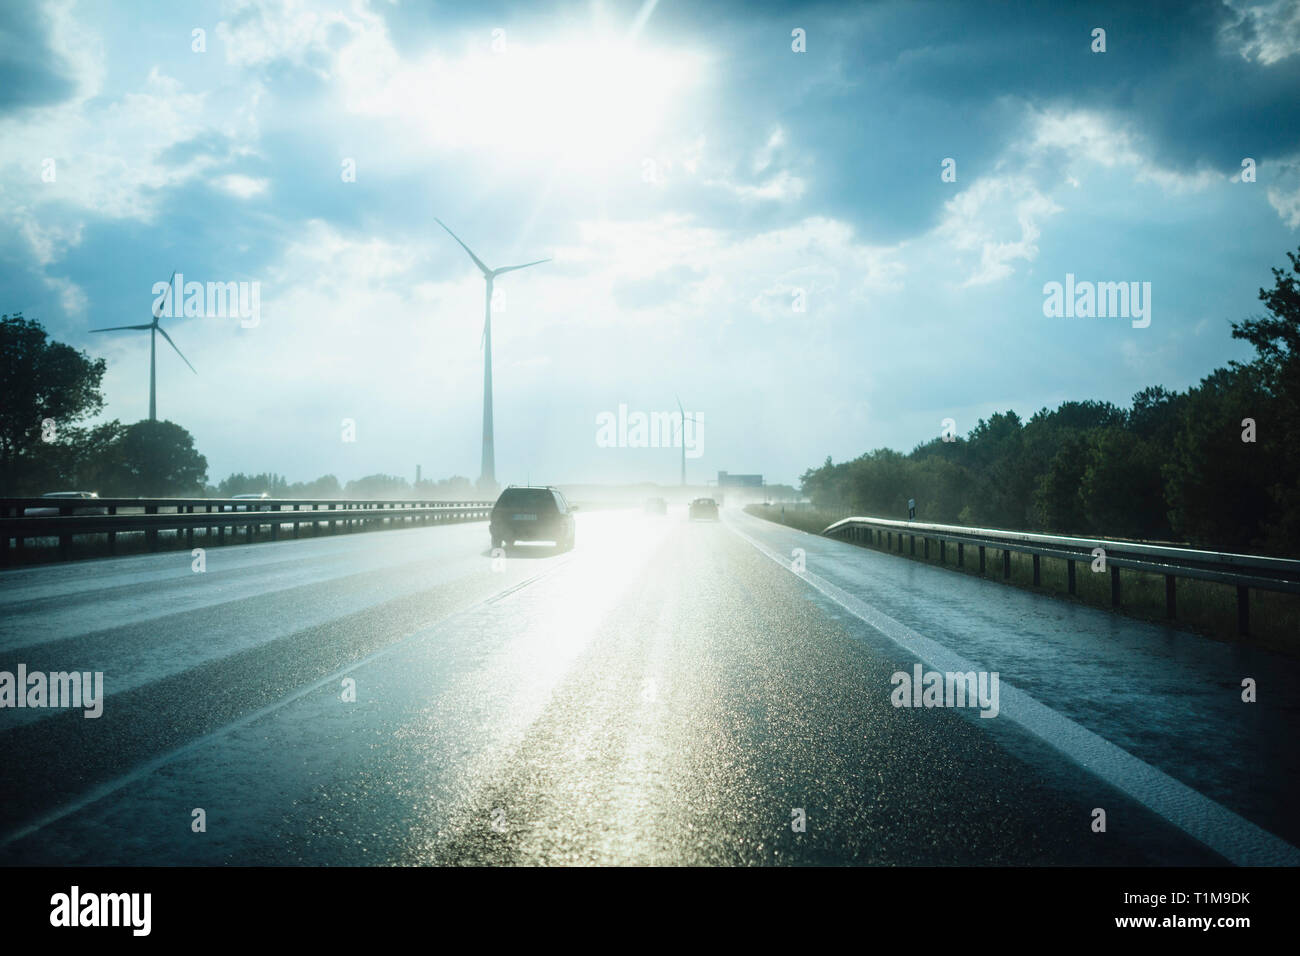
xmin=495 ymin=489 xmax=557 ymax=512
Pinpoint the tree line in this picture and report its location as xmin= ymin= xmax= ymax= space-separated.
xmin=214 ymin=472 xmax=476 ymax=499
xmin=800 ymin=246 xmax=1300 ymax=556
xmin=0 ymin=312 xmax=474 ymax=500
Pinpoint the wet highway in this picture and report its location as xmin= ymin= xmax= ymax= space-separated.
xmin=1 ymin=507 xmax=1297 ymax=866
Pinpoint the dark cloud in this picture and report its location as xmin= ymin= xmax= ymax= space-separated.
xmin=0 ymin=3 xmax=77 ymax=112
xmin=605 ymin=0 xmax=1300 ymax=243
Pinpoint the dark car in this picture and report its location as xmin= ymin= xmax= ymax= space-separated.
xmin=643 ymin=496 xmax=667 ymax=515
xmin=490 ymin=486 xmax=577 ymax=550
xmin=689 ymin=497 xmax=719 ymax=520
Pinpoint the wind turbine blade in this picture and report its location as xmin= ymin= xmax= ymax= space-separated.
xmin=90 ymin=324 xmax=153 ymax=332
xmin=492 ymin=258 xmax=550 ymax=277
xmin=156 ymin=325 xmax=197 ymax=374
xmin=155 ymin=270 xmax=177 ymax=318
xmin=435 ymin=218 xmax=492 ymax=277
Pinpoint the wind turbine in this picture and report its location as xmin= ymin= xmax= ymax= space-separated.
xmin=675 ymin=394 xmax=702 ymax=486
xmin=90 ymin=271 xmax=196 ymax=421
xmin=436 ymin=218 xmax=549 ymax=490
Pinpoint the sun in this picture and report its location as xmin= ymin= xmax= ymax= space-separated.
xmin=395 ymin=31 xmax=705 ymax=175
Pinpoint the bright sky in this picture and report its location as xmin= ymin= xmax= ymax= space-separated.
xmin=4 ymin=0 xmax=1300 ymax=487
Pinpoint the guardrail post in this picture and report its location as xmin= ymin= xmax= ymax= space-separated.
xmin=1067 ymin=559 xmax=1076 ymax=595
xmin=956 ymin=541 xmax=963 ymax=567
xmin=108 ymin=504 xmax=117 ymax=554
xmin=940 ymin=540 xmax=946 ymax=564
xmin=1002 ymin=549 xmax=1011 ymax=579
xmin=186 ymin=506 xmax=194 ymax=548
xmin=1165 ymin=574 xmax=1176 ymax=619
xmin=1237 ymin=586 xmax=1249 ymax=636
xmin=979 ymin=545 xmax=985 ymax=574
xmin=1032 ymin=554 xmax=1040 ymax=586
xmin=923 ymin=537 xmax=929 ymax=559
xmin=1110 ymin=565 xmax=1121 ymax=607
xmin=910 ymin=534 xmax=915 ymax=556
xmin=272 ymin=504 xmax=280 ymax=541
xmin=146 ymin=505 xmax=158 ymax=551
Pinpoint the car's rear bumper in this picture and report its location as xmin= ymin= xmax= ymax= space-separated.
xmin=491 ymin=520 xmax=570 ymax=542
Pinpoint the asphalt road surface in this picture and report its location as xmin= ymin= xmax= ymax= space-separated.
xmin=2 ymin=507 xmax=1297 ymax=866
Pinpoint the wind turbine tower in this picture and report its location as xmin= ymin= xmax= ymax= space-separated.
xmin=90 ymin=270 xmax=196 ymax=421
xmin=436 ymin=219 xmax=549 ymax=491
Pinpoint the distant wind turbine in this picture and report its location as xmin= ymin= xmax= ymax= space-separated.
xmin=676 ymin=394 xmax=701 ymax=486
xmin=90 ymin=271 xmax=196 ymax=421
xmin=436 ymin=218 xmax=549 ymax=489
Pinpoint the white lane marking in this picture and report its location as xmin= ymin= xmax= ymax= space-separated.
xmin=727 ymin=516 xmax=1300 ymax=867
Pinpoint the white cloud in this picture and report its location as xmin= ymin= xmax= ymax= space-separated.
xmin=1219 ymin=0 xmax=1300 ymax=65
xmin=215 ymin=174 xmax=270 ymax=198
xmin=709 ymin=169 xmax=808 ymax=202
xmin=1026 ymin=108 xmax=1220 ymax=193
xmin=934 ymin=176 xmax=1062 ymax=286
xmin=753 ymin=127 xmax=786 ymax=174
xmin=215 ymin=0 xmax=367 ymax=71
xmin=17 ymin=215 xmax=83 ymax=267
xmin=1265 ymin=159 xmax=1300 ymax=228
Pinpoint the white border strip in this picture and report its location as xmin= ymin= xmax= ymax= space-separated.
xmin=729 ymin=518 xmax=1300 ymax=867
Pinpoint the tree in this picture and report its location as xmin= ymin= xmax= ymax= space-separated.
xmin=111 ymin=420 xmax=208 ymax=496
xmin=344 ymin=474 xmax=412 ymax=499
xmin=1228 ymin=245 xmax=1300 ymax=552
xmin=218 ymin=472 xmax=289 ymax=497
xmin=1231 ymin=245 xmax=1300 ymax=366
xmin=0 ymin=313 xmax=107 ymax=493
xmin=1079 ymin=428 xmax=1170 ymax=540
xmin=1033 ymin=432 xmax=1091 ymax=534
xmin=289 ymin=474 xmax=342 ymax=498
xmin=1159 ymin=366 xmax=1269 ymax=549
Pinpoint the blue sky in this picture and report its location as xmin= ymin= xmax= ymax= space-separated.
xmin=3 ymin=0 xmax=1300 ymax=488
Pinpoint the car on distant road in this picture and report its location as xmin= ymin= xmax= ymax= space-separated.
xmin=689 ymin=497 xmax=720 ymax=521
xmin=222 ymin=493 xmax=272 ymax=512
xmin=644 ymin=496 xmax=667 ymax=515
xmin=490 ymin=486 xmax=577 ymax=550
xmin=23 ymin=491 xmax=108 ymax=517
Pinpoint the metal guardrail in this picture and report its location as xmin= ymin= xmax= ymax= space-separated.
xmin=0 ymin=497 xmax=494 ymax=566
xmin=823 ymin=515 xmax=1300 ymax=635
